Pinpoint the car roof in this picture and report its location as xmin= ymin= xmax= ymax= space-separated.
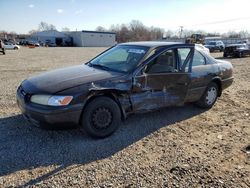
xmin=226 ymin=44 xmax=246 ymax=47
xmin=118 ymin=41 xmax=194 ymax=48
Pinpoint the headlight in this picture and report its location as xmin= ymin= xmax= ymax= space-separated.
xmin=30 ymin=95 xmax=73 ymax=106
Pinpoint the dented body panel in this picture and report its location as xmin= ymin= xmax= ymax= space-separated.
xmin=131 ymin=72 xmax=190 ymax=112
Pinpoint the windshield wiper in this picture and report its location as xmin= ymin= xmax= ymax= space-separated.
xmin=89 ymin=63 xmax=113 ymax=71
xmin=88 ymin=63 xmax=126 ymax=73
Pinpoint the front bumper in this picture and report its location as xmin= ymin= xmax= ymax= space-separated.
xmin=16 ymin=87 xmax=83 ymax=127
xmin=221 ymin=77 xmax=234 ymax=90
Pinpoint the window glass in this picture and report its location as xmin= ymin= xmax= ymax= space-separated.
xmin=90 ymin=45 xmax=148 ymax=73
xmin=146 ymin=50 xmax=177 ymax=73
xmin=177 ymin=48 xmax=192 ymax=72
xmin=99 ymin=48 xmax=128 ymax=63
xmin=192 ymin=50 xmax=206 ymax=66
xmin=177 ymin=48 xmax=191 ymax=67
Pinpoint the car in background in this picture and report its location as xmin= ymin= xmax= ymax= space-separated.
xmin=32 ymin=42 xmax=40 ymax=47
xmin=223 ymin=44 xmax=250 ymax=58
xmin=205 ymin=41 xmax=225 ymax=52
xmin=195 ymin=44 xmax=210 ymax=55
xmin=46 ymin=42 xmax=56 ymax=47
xmin=16 ymin=42 xmax=234 ymax=138
xmin=4 ymin=42 xmax=20 ymax=50
xmin=45 ymin=40 xmax=57 ymax=47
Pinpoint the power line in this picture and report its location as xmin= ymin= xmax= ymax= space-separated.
xmin=189 ymin=16 xmax=250 ymax=27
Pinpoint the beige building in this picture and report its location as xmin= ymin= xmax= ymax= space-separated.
xmin=69 ymin=30 xmax=116 ymax=47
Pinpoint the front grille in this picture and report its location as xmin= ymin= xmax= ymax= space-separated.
xmin=225 ymin=47 xmax=236 ymax=53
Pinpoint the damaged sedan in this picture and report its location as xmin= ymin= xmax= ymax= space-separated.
xmin=16 ymin=42 xmax=233 ymax=138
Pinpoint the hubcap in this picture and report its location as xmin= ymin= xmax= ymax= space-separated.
xmin=91 ymin=107 xmax=112 ymax=129
xmin=206 ymin=87 xmax=217 ymax=105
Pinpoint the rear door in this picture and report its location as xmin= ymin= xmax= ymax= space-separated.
xmin=185 ymin=50 xmax=218 ymax=102
xmin=130 ymin=47 xmax=193 ymax=112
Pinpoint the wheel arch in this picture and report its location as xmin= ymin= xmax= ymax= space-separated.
xmin=79 ymin=89 xmax=127 ymax=125
xmin=211 ymin=77 xmax=222 ymax=97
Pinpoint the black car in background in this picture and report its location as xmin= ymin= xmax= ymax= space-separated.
xmin=16 ymin=42 xmax=234 ymax=138
xmin=223 ymin=44 xmax=250 ymax=58
xmin=205 ymin=41 xmax=225 ymax=52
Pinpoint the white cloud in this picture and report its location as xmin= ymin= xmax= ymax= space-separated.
xmin=75 ymin=10 xmax=82 ymax=14
xmin=57 ymin=9 xmax=64 ymax=14
xmin=28 ymin=4 xmax=34 ymax=8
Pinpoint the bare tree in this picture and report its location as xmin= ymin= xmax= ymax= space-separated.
xmin=38 ymin=21 xmax=56 ymax=31
xmin=29 ymin=30 xmax=38 ymax=34
xmin=61 ymin=27 xmax=70 ymax=32
xmin=48 ymin=24 xmax=56 ymax=30
xmin=38 ymin=21 xmax=49 ymax=31
xmin=119 ymin=24 xmax=130 ymax=42
xmin=0 ymin=30 xmax=8 ymax=39
xmin=96 ymin=26 xmax=106 ymax=32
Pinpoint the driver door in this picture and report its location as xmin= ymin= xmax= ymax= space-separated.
xmin=130 ymin=48 xmax=192 ymax=112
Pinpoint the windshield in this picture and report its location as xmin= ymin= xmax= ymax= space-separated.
xmin=89 ymin=45 xmax=149 ymax=73
xmin=236 ymin=44 xmax=247 ymax=49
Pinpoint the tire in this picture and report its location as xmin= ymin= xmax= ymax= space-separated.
xmin=223 ymin=53 xmax=227 ymax=58
xmin=196 ymin=82 xmax=218 ymax=108
xmin=14 ymin=47 xmax=18 ymax=50
xmin=81 ymin=96 xmax=121 ymax=138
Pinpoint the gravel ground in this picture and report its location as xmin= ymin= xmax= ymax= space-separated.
xmin=0 ymin=47 xmax=249 ymax=188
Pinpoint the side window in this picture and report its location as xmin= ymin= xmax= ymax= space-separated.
xmin=192 ymin=50 xmax=206 ymax=66
xmin=177 ymin=48 xmax=192 ymax=72
xmin=146 ymin=50 xmax=177 ymax=74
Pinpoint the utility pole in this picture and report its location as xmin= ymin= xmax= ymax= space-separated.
xmin=180 ymin=26 xmax=183 ymax=38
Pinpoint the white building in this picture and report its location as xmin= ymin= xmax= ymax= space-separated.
xmin=31 ymin=30 xmax=72 ymax=46
xmin=69 ymin=30 xmax=116 ymax=47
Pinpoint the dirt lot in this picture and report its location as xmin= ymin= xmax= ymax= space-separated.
xmin=0 ymin=47 xmax=249 ymax=187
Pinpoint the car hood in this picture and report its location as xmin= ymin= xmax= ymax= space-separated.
xmin=21 ymin=64 xmax=123 ymax=94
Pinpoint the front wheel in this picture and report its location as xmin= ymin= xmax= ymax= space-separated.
xmin=196 ymin=82 xmax=218 ymax=108
xmin=81 ymin=97 xmax=121 ymax=138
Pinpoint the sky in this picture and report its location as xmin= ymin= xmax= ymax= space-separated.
xmin=1 ymin=0 xmax=250 ymax=34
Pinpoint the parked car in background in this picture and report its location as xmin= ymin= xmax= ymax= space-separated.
xmin=223 ymin=44 xmax=250 ymax=58
xmin=195 ymin=44 xmax=210 ymax=55
xmin=17 ymin=42 xmax=234 ymax=138
xmin=4 ymin=42 xmax=20 ymax=50
xmin=205 ymin=41 xmax=225 ymax=52
xmin=45 ymin=40 xmax=57 ymax=47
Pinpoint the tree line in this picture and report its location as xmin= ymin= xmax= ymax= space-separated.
xmin=0 ymin=20 xmax=249 ymax=43
xmin=96 ymin=20 xmax=164 ymax=43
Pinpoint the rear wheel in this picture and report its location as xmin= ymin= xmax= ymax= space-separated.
xmin=14 ymin=47 xmax=18 ymax=50
xmin=81 ymin=97 xmax=121 ymax=138
xmin=196 ymin=82 xmax=218 ymax=108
